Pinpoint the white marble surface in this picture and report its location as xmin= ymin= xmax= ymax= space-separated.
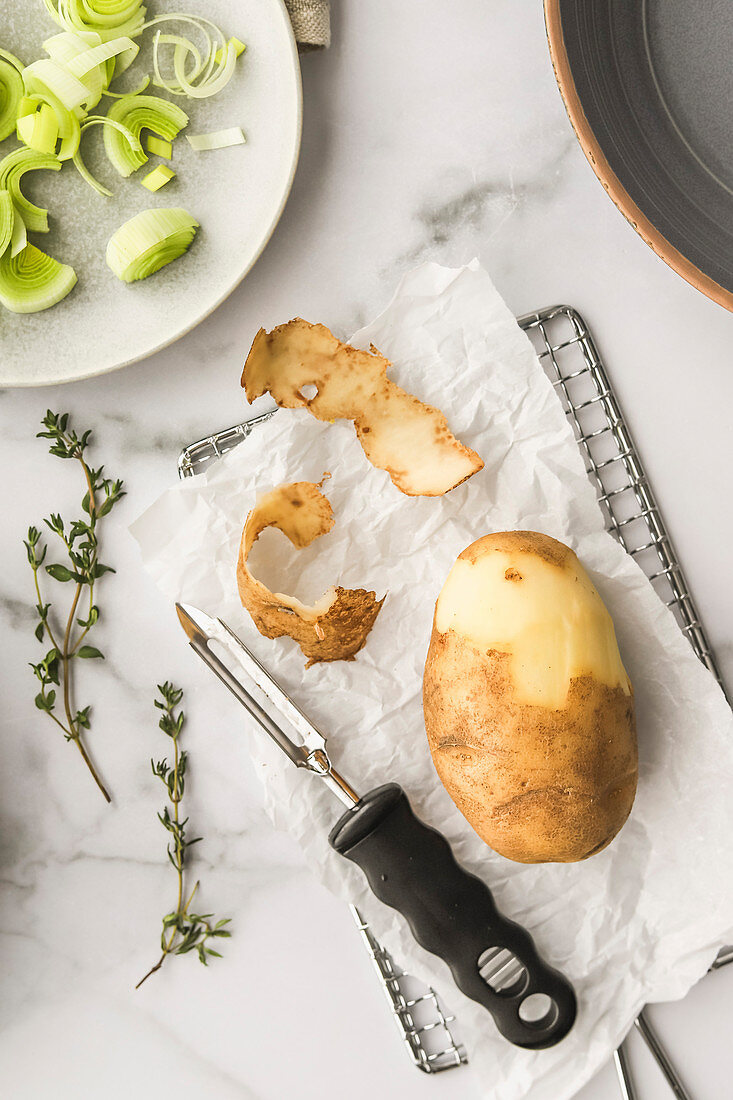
xmin=1 ymin=3 xmax=732 ymax=1099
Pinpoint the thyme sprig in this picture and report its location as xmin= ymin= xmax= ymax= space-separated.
xmin=136 ymin=682 xmax=231 ymax=988
xmin=25 ymin=411 xmax=125 ymax=803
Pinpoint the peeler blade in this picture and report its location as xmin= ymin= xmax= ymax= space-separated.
xmin=176 ymin=602 xmax=313 ymax=768
xmin=175 ymin=603 xmax=359 ymax=806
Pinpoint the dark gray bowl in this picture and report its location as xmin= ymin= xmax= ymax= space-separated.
xmin=545 ymin=0 xmax=733 ymax=311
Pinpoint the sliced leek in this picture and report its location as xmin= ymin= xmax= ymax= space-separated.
xmin=106 ymin=206 xmax=197 ymax=281
xmin=43 ymin=1 xmax=147 ymax=44
xmin=140 ymin=163 xmax=174 ymax=191
xmin=0 ymin=5 xmax=246 ymax=313
xmin=43 ymin=31 xmax=108 ymax=110
xmin=0 ymin=191 xmax=13 ymax=258
xmin=104 ymin=93 xmax=187 ymax=176
xmin=0 ymin=147 xmax=62 ymax=233
xmin=145 ymin=15 xmax=240 ymax=99
xmin=173 ymin=40 xmax=236 ymax=100
xmin=16 ymin=103 xmax=60 ymax=155
xmin=145 ymin=134 xmax=171 ymax=157
xmin=0 ymin=241 xmax=77 ymax=313
xmin=66 ymin=36 xmax=138 ymax=78
xmin=0 ymin=52 xmax=24 ymax=142
xmin=215 ymin=37 xmax=246 ymax=66
xmin=186 ymin=126 xmax=245 ymax=151
xmin=9 ymin=206 xmax=27 ymax=256
xmin=73 ymin=114 xmax=142 ymax=195
xmin=155 ymin=34 xmax=237 ymax=100
xmin=19 ymin=90 xmax=81 ymax=160
xmin=112 ymin=40 xmax=139 ymax=77
xmin=0 ymin=47 xmax=24 ymax=70
xmin=23 ymin=59 xmax=92 ymax=112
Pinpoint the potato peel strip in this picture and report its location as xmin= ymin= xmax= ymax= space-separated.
xmin=242 ymin=319 xmax=485 ymax=497
xmin=237 ymin=479 xmax=385 ymax=667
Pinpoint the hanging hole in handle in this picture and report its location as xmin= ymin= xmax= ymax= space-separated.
xmin=477 ymin=947 xmax=529 ymax=997
xmin=299 ymin=384 xmax=319 ymax=400
xmin=518 ymin=993 xmax=558 ymax=1029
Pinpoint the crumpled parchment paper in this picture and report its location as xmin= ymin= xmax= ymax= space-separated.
xmin=131 ymin=262 xmax=733 ymax=1100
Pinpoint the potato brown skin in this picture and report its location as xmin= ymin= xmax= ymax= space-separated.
xmin=423 ymin=535 xmax=638 ymax=863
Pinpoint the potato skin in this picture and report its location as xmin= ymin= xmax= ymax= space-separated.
xmin=423 ymin=533 xmax=638 ymax=863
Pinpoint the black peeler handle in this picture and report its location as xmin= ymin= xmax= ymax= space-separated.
xmin=328 ymin=783 xmax=576 ymax=1050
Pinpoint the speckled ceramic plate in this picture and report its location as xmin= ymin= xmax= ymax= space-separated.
xmin=1 ymin=0 xmax=302 ymax=386
xmin=545 ymin=0 xmax=733 ymax=312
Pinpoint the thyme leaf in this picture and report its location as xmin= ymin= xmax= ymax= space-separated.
xmin=136 ymin=682 xmax=231 ymax=988
xmin=26 ymin=411 xmax=125 ymax=803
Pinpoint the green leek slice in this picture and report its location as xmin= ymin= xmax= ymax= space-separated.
xmin=186 ymin=126 xmax=245 ymax=151
xmin=106 ymin=206 xmax=197 ymax=281
xmin=0 ymin=53 xmax=24 ymax=142
xmin=66 ymin=36 xmax=138 ymax=78
xmin=112 ymin=41 xmax=139 ymax=77
xmin=17 ymin=103 xmax=60 ymax=155
xmin=0 ymin=191 xmax=13 ymax=258
xmin=140 ymin=163 xmax=174 ymax=191
xmin=43 ymin=0 xmax=147 ymax=43
xmin=145 ymin=134 xmax=171 ymax=157
xmin=73 ymin=114 xmax=142 ymax=195
xmin=9 ymin=205 xmax=27 ymax=256
xmin=215 ymin=37 xmax=246 ymax=66
xmin=43 ymin=31 xmax=108 ymax=110
xmin=23 ymin=59 xmax=92 ymax=111
xmin=15 ymin=115 xmax=35 ymax=146
xmin=0 ymin=48 xmax=24 ymax=71
xmin=19 ymin=91 xmax=81 ymax=160
xmin=153 ymin=32 xmax=237 ymax=100
xmin=144 ymin=15 xmax=238 ymax=99
xmin=0 ymin=241 xmax=76 ymax=313
xmin=0 ymin=147 xmax=62 ymax=233
xmin=173 ymin=40 xmax=236 ymax=100
xmin=103 ymin=93 xmax=187 ymax=176
xmin=43 ymin=30 xmax=103 ymax=57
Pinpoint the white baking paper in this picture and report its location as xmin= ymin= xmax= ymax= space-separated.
xmin=131 ymin=262 xmax=733 ymax=1100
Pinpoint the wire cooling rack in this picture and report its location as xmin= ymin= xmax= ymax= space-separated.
xmin=520 ymin=306 xmax=726 ymax=698
xmin=178 ymin=305 xmax=730 ymax=1087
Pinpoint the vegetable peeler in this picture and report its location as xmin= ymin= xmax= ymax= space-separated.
xmin=176 ymin=601 xmax=577 ymax=1050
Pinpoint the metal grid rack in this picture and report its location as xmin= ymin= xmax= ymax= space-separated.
xmin=520 ymin=306 xmax=726 ymax=698
xmin=178 ymin=305 xmax=730 ymax=1090
xmin=350 ymin=906 xmax=467 ymax=1073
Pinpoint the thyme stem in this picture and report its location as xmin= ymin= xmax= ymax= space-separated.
xmin=136 ymin=684 xmax=231 ymax=988
xmin=74 ymin=736 xmax=111 ymax=803
xmin=25 ymin=411 xmax=124 ymax=803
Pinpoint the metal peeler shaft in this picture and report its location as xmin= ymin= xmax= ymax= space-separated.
xmin=176 ymin=602 xmax=358 ymax=807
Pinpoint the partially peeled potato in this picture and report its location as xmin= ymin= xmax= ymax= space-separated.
xmin=423 ymin=532 xmax=637 ymax=863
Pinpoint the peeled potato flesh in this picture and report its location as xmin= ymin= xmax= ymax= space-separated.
xmin=422 ymin=531 xmax=637 ymax=863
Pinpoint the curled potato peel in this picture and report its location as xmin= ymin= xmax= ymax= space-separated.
xmin=242 ymin=319 xmax=484 ymax=497
xmin=237 ymin=477 xmax=384 ymax=667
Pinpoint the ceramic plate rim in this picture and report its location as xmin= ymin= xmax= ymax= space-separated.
xmin=4 ymin=0 xmax=303 ymax=388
